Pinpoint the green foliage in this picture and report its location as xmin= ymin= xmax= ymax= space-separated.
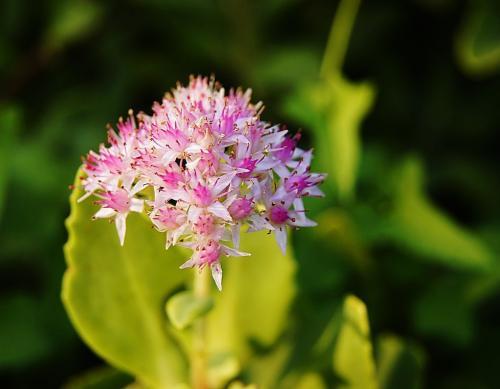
xmin=0 ymin=294 xmax=51 ymax=368
xmin=64 ymin=366 xmax=133 ymax=389
xmin=456 ymin=0 xmax=500 ymax=76
xmin=0 ymin=105 xmax=19 ymax=220
xmin=206 ymin=230 xmax=296 ymax=364
xmin=44 ymin=0 xmax=103 ymax=52
xmin=386 ymin=158 xmax=493 ymax=271
xmin=63 ymin=172 xmax=296 ymax=388
xmin=63 ymin=173 xmax=189 ymax=388
xmin=332 ymin=295 xmax=378 ymax=389
xmin=285 ymin=75 xmax=375 ymax=201
xmin=413 ymin=276 xmax=474 ymax=346
xmin=285 ymin=0 xmax=375 ymax=202
xmin=166 ymin=291 xmax=214 ymax=330
xmin=2 ymin=0 xmax=500 ymax=386
xmin=376 ymin=335 xmax=424 ymax=389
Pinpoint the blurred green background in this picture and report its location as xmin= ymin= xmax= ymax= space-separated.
xmin=1 ymin=0 xmax=500 ymax=387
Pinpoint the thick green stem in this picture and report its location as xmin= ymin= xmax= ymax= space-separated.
xmin=320 ymin=0 xmax=362 ymax=78
xmin=192 ymin=268 xmax=210 ymax=389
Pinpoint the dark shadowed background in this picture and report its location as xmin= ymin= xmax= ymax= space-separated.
xmin=1 ymin=0 xmax=500 ymax=388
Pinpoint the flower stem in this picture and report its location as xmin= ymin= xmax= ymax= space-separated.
xmin=320 ymin=0 xmax=362 ymax=78
xmin=192 ymin=267 xmax=210 ymax=389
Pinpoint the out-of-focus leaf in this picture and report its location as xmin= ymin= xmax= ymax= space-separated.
xmin=206 ymin=231 xmax=296 ymax=364
xmin=62 ymin=172 xmax=189 ymax=388
xmin=44 ymin=0 xmax=103 ymax=51
xmin=294 ymin=373 xmax=327 ymax=389
xmin=285 ymin=75 xmax=375 ymax=202
xmin=387 ymin=158 xmax=493 ymax=271
xmin=285 ymin=0 xmax=374 ymax=202
xmin=376 ymin=334 xmax=424 ymax=389
xmin=166 ymin=291 xmax=214 ymax=330
xmin=413 ymin=277 xmax=474 ymax=346
xmin=0 ymin=105 xmax=20 ymax=219
xmin=252 ymin=47 xmax=319 ymax=89
xmin=207 ymin=352 xmax=240 ymax=389
xmin=456 ymin=0 xmax=500 ymax=76
xmin=332 ymin=295 xmax=378 ymax=389
xmin=228 ymin=382 xmax=257 ymax=389
xmin=64 ymin=365 xmax=133 ymax=389
xmin=247 ymin=342 xmax=291 ymax=389
xmin=279 ymin=372 xmax=327 ymax=389
xmin=0 ymin=294 xmax=51 ymax=368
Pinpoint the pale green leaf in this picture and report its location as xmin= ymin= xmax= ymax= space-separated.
xmin=206 ymin=231 xmax=296 ymax=364
xmin=62 ymin=172 xmax=189 ymax=388
xmin=228 ymin=382 xmax=257 ymax=389
xmin=332 ymin=295 xmax=378 ymax=389
xmin=456 ymin=0 xmax=500 ymax=76
xmin=285 ymin=74 xmax=375 ymax=202
xmin=247 ymin=342 xmax=292 ymax=389
xmin=166 ymin=291 xmax=214 ymax=330
xmin=388 ymin=158 xmax=493 ymax=271
xmin=207 ymin=352 xmax=240 ymax=389
xmin=376 ymin=334 xmax=424 ymax=389
xmin=294 ymin=373 xmax=327 ymax=389
xmin=279 ymin=372 xmax=326 ymax=389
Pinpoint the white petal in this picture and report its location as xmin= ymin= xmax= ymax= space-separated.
xmin=273 ymin=164 xmax=290 ymax=178
xmin=255 ymin=157 xmax=277 ymax=171
xmin=185 ymin=157 xmax=200 ymax=170
xmin=130 ymin=198 xmax=144 ymax=213
xmin=212 ymin=173 xmax=235 ymax=195
xmin=131 ymin=178 xmax=149 ymax=195
xmin=165 ymin=232 xmax=172 ymax=249
xmin=293 ymin=198 xmax=304 ymax=212
xmin=290 ymin=213 xmax=317 ymax=227
xmin=94 ymin=207 xmax=116 ymax=219
xmin=115 ymin=213 xmax=127 ymax=246
xmin=207 ymin=202 xmax=232 ymax=221
xmin=185 ymin=143 xmax=203 ymax=154
xmin=211 ymin=262 xmax=223 ymax=291
xmin=221 ymin=244 xmax=250 ymax=257
xmin=77 ymin=191 xmax=93 ymax=203
xmin=161 ymin=149 xmax=178 ymax=165
xmin=307 ymin=186 xmax=325 ymax=197
xmin=248 ymin=214 xmax=274 ymax=231
xmin=231 ymin=224 xmax=240 ymax=249
xmin=274 ymin=227 xmax=287 ymax=255
xmin=171 ymin=224 xmax=188 ymax=245
xmin=261 ymin=129 xmax=287 ymax=145
xmin=121 ymin=175 xmax=135 ymax=191
xmin=180 ymin=256 xmax=197 ymax=269
xmin=187 ymin=206 xmax=203 ymax=223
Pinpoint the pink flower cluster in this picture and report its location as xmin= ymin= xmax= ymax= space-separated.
xmin=79 ymin=76 xmax=325 ymax=290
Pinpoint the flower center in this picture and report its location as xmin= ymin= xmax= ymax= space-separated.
xmin=193 ymin=214 xmax=216 ymax=235
xmin=101 ymin=189 xmax=130 ymax=213
xmin=192 ymin=184 xmax=213 ymax=207
xmin=229 ymin=198 xmax=253 ymax=220
xmin=236 ymin=157 xmax=257 ymax=178
xmin=198 ymin=240 xmax=221 ymax=265
xmin=269 ymin=205 xmax=289 ymax=225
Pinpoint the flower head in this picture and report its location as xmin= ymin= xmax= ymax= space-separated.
xmin=79 ymin=76 xmax=325 ymax=290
